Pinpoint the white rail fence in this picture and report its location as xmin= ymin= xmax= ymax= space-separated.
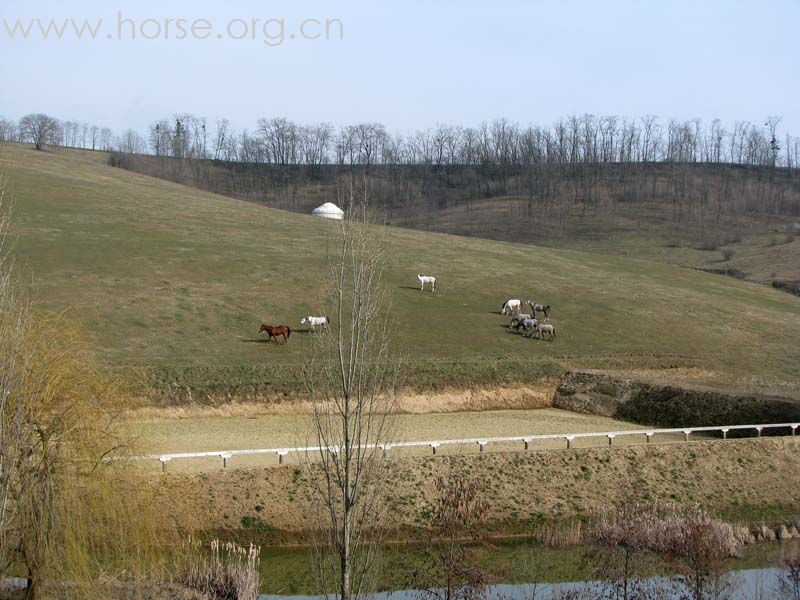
xmin=131 ymin=422 xmax=800 ymax=472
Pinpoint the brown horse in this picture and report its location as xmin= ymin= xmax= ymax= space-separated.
xmin=259 ymin=324 xmax=292 ymax=343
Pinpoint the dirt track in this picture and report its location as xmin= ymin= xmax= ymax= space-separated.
xmin=130 ymin=407 xmax=651 ymax=472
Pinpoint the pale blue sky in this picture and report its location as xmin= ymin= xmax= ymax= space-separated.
xmin=1 ymin=0 xmax=798 ymax=135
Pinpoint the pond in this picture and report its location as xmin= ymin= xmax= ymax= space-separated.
xmin=258 ymin=538 xmax=799 ymax=598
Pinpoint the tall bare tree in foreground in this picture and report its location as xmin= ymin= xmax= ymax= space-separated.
xmin=305 ymin=175 xmax=398 ymax=600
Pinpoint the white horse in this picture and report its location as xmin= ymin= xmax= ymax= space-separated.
xmin=301 ymin=316 xmax=330 ymax=333
xmin=501 ymin=299 xmax=522 ymax=315
xmin=418 ymin=274 xmax=436 ymax=292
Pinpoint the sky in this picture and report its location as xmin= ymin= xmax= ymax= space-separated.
xmin=1 ymin=0 xmax=798 ymax=136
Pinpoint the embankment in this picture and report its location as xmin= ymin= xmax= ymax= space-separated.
xmin=553 ymin=370 xmax=800 ymax=427
xmin=156 ymin=437 xmax=800 ymax=542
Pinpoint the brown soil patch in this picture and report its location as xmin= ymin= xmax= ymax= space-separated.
xmin=126 ymin=383 xmax=557 ymax=421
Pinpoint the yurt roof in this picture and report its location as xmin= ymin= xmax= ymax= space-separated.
xmin=312 ymin=202 xmax=344 ymax=214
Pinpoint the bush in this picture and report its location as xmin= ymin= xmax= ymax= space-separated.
xmin=721 ymin=248 xmax=735 ymax=262
xmin=593 ymin=503 xmax=741 ymax=600
xmin=773 ymin=279 xmax=800 ymax=296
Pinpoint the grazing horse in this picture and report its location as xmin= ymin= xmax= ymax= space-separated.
xmin=517 ymin=318 xmax=540 ymax=337
xmin=508 ymin=313 xmax=532 ymax=330
xmin=259 ymin=324 xmax=291 ymax=343
xmin=301 ymin=316 xmax=330 ymax=333
xmin=501 ymin=299 xmax=522 ymax=315
xmin=535 ymin=323 xmax=556 ymax=341
xmin=418 ymin=274 xmax=436 ymax=292
xmin=527 ymin=300 xmax=551 ymax=321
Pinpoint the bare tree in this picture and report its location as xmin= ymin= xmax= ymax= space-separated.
xmin=305 ymin=175 xmax=398 ymax=600
xmin=89 ymin=125 xmax=99 ymax=151
xmin=116 ymin=129 xmax=146 ymax=155
xmin=0 ymin=118 xmax=17 ymax=143
xmin=213 ymin=118 xmax=231 ymax=161
xmin=18 ymin=114 xmax=60 ymax=151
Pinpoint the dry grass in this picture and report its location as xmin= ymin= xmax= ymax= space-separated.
xmin=157 ymin=437 xmax=800 ymax=538
xmin=175 ymin=539 xmax=260 ymax=600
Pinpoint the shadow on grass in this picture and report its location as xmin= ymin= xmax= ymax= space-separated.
xmin=505 ymin=329 xmax=527 ymax=337
xmin=239 ymin=337 xmax=268 ymax=344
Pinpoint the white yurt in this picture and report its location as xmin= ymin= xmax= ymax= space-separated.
xmin=311 ymin=202 xmax=344 ymax=220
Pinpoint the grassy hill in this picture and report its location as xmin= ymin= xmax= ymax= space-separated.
xmin=119 ymin=154 xmax=800 ymax=286
xmin=395 ymin=194 xmax=800 ymax=285
xmin=2 ymin=143 xmax=799 ymax=402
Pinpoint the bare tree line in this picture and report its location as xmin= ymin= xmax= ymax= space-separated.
xmin=5 ymin=111 xmax=800 ymax=237
xmin=0 ymin=113 xmax=115 ymax=152
xmin=134 ymin=113 xmax=800 ymax=169
xmin=2 ymin=111 xmax=799 ymax=169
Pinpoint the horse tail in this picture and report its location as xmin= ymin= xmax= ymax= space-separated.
xmin=287 ymin=327 xmax=292 ymax=339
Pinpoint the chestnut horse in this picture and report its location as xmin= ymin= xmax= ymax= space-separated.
xmin=259 ymin=324 xmax=292 ymax=343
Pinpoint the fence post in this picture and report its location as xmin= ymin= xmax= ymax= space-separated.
xmin=566 ymin=435 xmax=575 ymax=449
xmin=221 ymin=453 xmax=232 ymax=469
xmin=430 ymin=443 xmax=440 ymax=456
xmin=756 ymin=426 xmax=763 ymax=438
xmin=721 ymin=428 xmax=729 ymax=440
xmin=607 ymin=434 xmax=616 ymax=447
xmin=683 ymin=429 xmax=691 ymax=442
xmin=477 ymin=441 xmax=487 ymax=453
xmin=159 ymin=457 xmax=170 ymax=473
xmin=524 ymin=438 xmax=531 ymax=450
xmin=792 ymin=425 xmax=798 ymax=437
xmin=645 ymin=432 xmax=654 ymax=444
xmin=278 ymin=451 xmax=289 ymax=465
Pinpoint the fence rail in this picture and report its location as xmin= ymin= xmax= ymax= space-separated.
xmin=128 ymin=422 xmax=800 ymax=472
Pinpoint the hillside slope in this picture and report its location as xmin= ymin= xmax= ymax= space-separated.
xmin=2 ymin=143 xmax=799 ymax=400
xmin=118 ymin=154 xmax=800 ymax=285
